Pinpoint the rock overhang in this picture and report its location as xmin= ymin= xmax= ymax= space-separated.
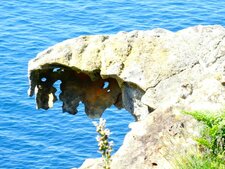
xmin=28 ymin=64 xmax=124 ymax=118
xmin=28 ymin=25 xmax=225 ymax=121
xmin=28 ymin=62 xmax=150 ymax=120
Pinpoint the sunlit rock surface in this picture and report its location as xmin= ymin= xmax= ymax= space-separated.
xmin=28 ymin=25 xmax=225 ymax=168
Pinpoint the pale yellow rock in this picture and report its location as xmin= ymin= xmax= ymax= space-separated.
xmin=28 ymin=25 xmax=225 ymax=169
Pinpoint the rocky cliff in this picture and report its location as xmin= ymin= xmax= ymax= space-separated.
xmin=28 ymin=25 xmax=225 ymax=168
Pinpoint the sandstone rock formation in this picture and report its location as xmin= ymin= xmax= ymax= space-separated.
xmin=28 ymin=25 xmax=225 ymax=168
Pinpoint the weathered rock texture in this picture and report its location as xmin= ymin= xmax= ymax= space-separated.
xmin=78 ymin=106 xmax=202 ymax=169
xmin=28 ymin=25 xmax=225 ymax=168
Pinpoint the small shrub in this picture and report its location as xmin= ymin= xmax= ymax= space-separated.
xmin=93 ymin=118 xmax=113 ymax=169
xmin=184 ymin=110 xmax=225 ymax=159
xmin=176 ymin=110 xmax=225 ymax=169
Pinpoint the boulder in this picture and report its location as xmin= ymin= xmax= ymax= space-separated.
xmin=28 ymin=25 xmax=225 ymax=168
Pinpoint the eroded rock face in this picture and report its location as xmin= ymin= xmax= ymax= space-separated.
xmin=59 ymin=71 xmax=122 ymax=118
xmin=30 ymin=66 xmax=122 ymax=118
xmin=28 ymin=25 xmax=225 ymax=168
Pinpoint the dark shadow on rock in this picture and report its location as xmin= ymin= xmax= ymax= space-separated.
xmin=30 ymin=65 xmax=123 ymax=118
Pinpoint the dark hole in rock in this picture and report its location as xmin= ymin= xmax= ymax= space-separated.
xmin=222 ymin=82 xmax=225 ymax=86
xmin=152 ymin=162 xmax=158 ymax=166
xmin=148 ymin=107 xmax=155 ymax=113
xmin=180 ymin=122 xmax=185 ymax=128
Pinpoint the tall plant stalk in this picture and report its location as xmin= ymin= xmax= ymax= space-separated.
xmin=93 ymin=118 xmax=113 ymax=169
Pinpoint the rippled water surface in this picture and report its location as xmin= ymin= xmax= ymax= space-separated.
xmin=0 ymin=0 xmax=225 ymax=168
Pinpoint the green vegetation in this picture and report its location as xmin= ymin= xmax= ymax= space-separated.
xmin=176 ymin=152 xmax=225 ymax=169
xmin=176 ymin=110 xmax=225 ymax=169
xmin=93 ymin=118 xmax=113 ymax=169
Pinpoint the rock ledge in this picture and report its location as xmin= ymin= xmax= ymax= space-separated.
xmin=28 ymin=25 xmax=225 ymax=168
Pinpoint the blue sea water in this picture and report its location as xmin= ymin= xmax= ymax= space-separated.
xmin=0 ymin=0 xmax=225 ymax=168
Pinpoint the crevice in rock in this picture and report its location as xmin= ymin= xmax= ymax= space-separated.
xmin=121 ymin=82 xmax=153 ymax=121
xmin=215 ymin=35 xmax=225 ymax=48
xmin=146 ymin=68 xmax=187 ymax=90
